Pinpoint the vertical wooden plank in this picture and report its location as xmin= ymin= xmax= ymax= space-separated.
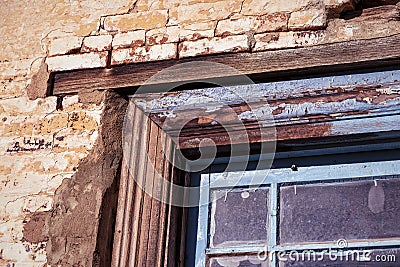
xmin=145 ymin=127 xmax=167 ymax=266
xmin=112 ymin=104 xmax=140 ymax=267
xmin=127 ymin=109 xmax=152 ymax=265
xmin=111 ymin=162 xmax=129 ymax=267
xmin=156 ymin=132 xmax=174 ymax=267
xmin=164 ymin=162 xmax=184 ymax=266
xmin=123 ymin=108 xmax=148 ymax=266
xmin=179 ymin=172 xmax=191 ymax=267
xmin=136 ymin=122 xmax=160 ymax=266
xmin=112 ymin=104 xmax=186 ymax=267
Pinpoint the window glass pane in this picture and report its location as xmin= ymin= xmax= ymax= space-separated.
xmin=278 ymin=248 xmax=400 ymax=266
xmin=209 ymin=255 xmax=269 ymax=267
xmin=210 ymin=187 xmax=269 ymax=248
xmin=280 ymin=176 xmax=400 ymax=244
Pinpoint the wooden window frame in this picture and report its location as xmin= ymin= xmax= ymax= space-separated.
xmin=109 ymin=68 xmax=400 ymax=267
xmin=110 ymin=106 xmax=188 ymax=266
xmin=50 ymin=34 xmax=400 ymax=267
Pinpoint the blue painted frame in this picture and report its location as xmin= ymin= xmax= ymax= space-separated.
xmin=195 ymin=160 xmax=400 ymax=266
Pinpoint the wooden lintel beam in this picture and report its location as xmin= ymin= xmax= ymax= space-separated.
xmin=52 ymin=34 xmax=400 ymax=95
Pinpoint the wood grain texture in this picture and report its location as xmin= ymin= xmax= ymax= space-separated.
xmin=112 ymin=104 xmax=142 ymax=267
xmin=145 ymin=129 xmax=167 ymax=267
xmin=111 ymin=104 xmax=186 ymax=267
xmin=142 ymin=77 xmax=400 ymax=149
xmin=52 ymin=34 xmax=400 ymax=95
xmin=156 ymin=132 xmax=174 ymax=267
xmin=136 ymin=122 xmax=159 ymax=267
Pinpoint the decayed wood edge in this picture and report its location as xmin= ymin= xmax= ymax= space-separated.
xmin=177 ymin=113 xmax=400 ymax=149
xmin=144 ymin=80 xmax=400 ymax=149
xmin=52 ymin=34 xmax=400 ymax=95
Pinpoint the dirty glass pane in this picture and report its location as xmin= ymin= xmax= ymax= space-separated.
xmin=209 ymin=255 xmax=269 ymax=267
xmin=278 ymin=248 xmax=400 ymax=266
xmin=280 ymin=176 xmax=400 ymax=244
xmin=210 ymin=187 xmax=269 ymax=248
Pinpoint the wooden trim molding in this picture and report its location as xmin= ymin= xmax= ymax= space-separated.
xmin=112 ymin=105 xmax=186 ymax=267
xmin=52 ymin=34 xmax=400 ymax=95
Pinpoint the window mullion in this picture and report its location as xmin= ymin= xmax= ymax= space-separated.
xmin=269 ymin=182 xmax=278 ymax=266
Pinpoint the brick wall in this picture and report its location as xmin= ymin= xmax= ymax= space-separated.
xmin=0 ymin=0 xmax=399 ymax=265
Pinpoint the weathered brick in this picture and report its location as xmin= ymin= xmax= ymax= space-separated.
xmin=46 ymin=173 xmax=73 ymax=195
xmin=112 ymin=30 xmax=146 ymax=49
xmin=62 ymin=94 xmax=104 ymax=112
xmin=24 ymin=195 xmax=53 ymax=214
xmin=0 ymin=59 xmax=32 ymax=80
xmin=325 ymin=5 xmax=400 ymax=42
xmin=254 ymin=31 xmax=326 ymax=51
xmin=103 ymin=10 xmax=168 ymax=32
xmin=46 ymin=52 xmax=108 ymax=72
xmin=241 ymin=0 xmax=313 ymax=16
xmin=171 ymin=1 xmax=242 ymax=24
xmin=111 ymin=43 xmax=177 ymax=65
xmin=178 ymin=35 xmax=249 ymax=58
xmin=0 ymin=79 xmax=26 ymax=99
xmin=288 ymin=8 xmax=327 ymax=30
xmin=0 ymin=242 xmax=46 ymax=263
xmin=47 ymin=36 xmax=83 ymax=56
xmin=255 ymin=12 xmax=290 ymax=33
xmin=179 ymin=21 xmax=216 ymax=41
xmin=54 ymin=128 xmax=98 ymax=153
xmin=216 ymin=13 xmax=289 ymax=36
xmin=81 ymin=35 xmax=112 ymax=52
xmin=1 ymin=112 xmax=69 ymax=137
xmin=215 ymin=16 xmax=255 ymax=36
xmin=0 ymin=0 xmax=137 ymax=265
xmin=0 ymin=217 xmax=23 ymax=242
xmin=1 ymin=172 xmax=50 ymax=195
xmin=0 ymin=96 xmax=57 ymax=115
xmin=66 ymin=110 xmax=101 ymax=131
xmin=324 ymin=0 xmax=357 ymax=13
xmin=146 ymin=26 xmax=180 ymax=45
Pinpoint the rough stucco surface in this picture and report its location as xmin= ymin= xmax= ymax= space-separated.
xmin=47 ymin=91 xmax=127 ymax=266
xmin=0 ymin=0 xmax=400 ymax=265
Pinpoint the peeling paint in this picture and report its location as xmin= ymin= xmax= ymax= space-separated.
xmin=135 ymin=70 xmax=400 ymax=114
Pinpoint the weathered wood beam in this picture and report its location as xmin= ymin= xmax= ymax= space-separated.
xmin=141 ymin=75 xmax=400 ymax=149
xmin=52 ymin=34 xmax=400 ymax=95
xmin=176 ymin=113 xmax=400 ymax=149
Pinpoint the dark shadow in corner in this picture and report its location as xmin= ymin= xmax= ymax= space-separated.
xmin=340 ymin=0 xmax=400 ymax=20
xmin=93 ymin=160 xmax=122 ymax=267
